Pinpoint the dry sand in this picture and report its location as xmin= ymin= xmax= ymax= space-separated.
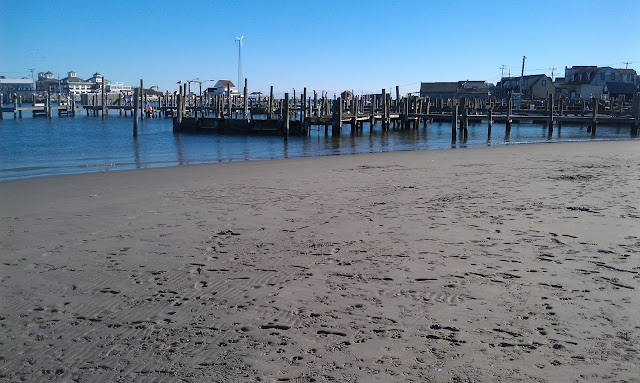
xmin=1 ymin=141 xmax=639 ymax=382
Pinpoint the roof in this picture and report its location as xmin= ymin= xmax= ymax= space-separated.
xmin=605 ymin=82 xmax=636 ymax=94
xmin=216 ymin=80 xmax=235 ymax=88
xmin=420 ymin=82 xmax=458 ymax=93
xmin=0 ymin=78 xmax=34 ymax=84
xmin=619 ymin=69 xmax=637 ymax=76
xmin=63 ymin=76 xmax=90 ymax=83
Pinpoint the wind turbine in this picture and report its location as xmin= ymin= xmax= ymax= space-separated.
xmin=235 ymin=36 xmax=244 ymax=91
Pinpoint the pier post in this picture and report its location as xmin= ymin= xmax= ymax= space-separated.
xmin=547 ymin=93 xmax=554 ymax=136
xmin=381 ymin=89 xmax=389 ymax=131
xmin=133 ymin=87 xmax=139 ymax=137
xmin=226 ymin=84 xmax=231 ymax=119
xmin=140 ymin=79 xmax=144 ymax=121
xmin=302 ymin=87 xmax=307 ymax=122
xmin=47 ymin=93 xmax=52 ymax=119
xmin=101 ymin=78 xmax=106 ymax=119
xmin=451 ymin=101 xmax=458 ymax=142
xmin=243 ymin=78 xmax=248 ymax=120
xmin=313 ymin=91 xmax=318 ymax=117
xmin=506 ymin=96 xmax=512 ymax=134
xmin=18 ymin=95 xmax=22 ymax=118
xmin=268 ymin=86 xmax=274 ymax=120
xmin=461 ymin=97 xmax=468 ymax=135
xmin=488 ymin=106 xmax=493 ymax=139
xmin=632 ymin=92 xmax=639 ymax=136
xmin=591 ymin=98 xmax=598 ymax=137
xmin=0 ymin=94 xmax=3 ymax=120
xmin=558 ymin=98 xmax=563 ymax=129
xmin=284 ymin=92 xmax=290 ymax=141
xmin=13 ymin=94 xmax=17 ymax=119
xmin=332 ymin=97 xmax=342 ymax=136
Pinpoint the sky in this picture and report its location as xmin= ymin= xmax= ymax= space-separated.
xmin=1 ymin=0 xmax=639 ymax=96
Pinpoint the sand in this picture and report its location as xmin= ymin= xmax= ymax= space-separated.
xmin=1 ymin=141 xmax=639 ymax=382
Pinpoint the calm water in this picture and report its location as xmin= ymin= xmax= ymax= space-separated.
xmin=0 ymin=107 xmax=637 ymax=181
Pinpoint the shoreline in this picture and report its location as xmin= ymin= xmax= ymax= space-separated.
xmin=1 ymin=141 xmax=639 ymax=381
xmin=2 ymin=135 xmax=637 ymax=183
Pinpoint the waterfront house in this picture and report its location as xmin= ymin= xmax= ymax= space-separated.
xmin=62 ymin=71 xmax=94 ymax=95
xmin=206 ymin=80 xmax=238 ymax=96
xmin=108 ymin=82 xmax=133 ymax=94
xmin=87 ymin=72 xmax=105 ymax=90
xmin=604 ymin=82 xmax=637 ymax=100
xmin=0 ymin=77 xmax=35 ymax=99
xmin=419 ymin=82 xmax=458 ymax=99
xmin=494 ymin=74 xmax=555 ymax=99
xmin=36 ymin=71 xmax=59 ymax=92
xmin=457 ymin=81 xmax=490 ymax=100
xmin=563 ymin=66 xmax=638 ymax=99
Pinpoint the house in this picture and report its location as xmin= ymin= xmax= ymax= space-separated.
xmin=419 ymin=81 xmax=490 ymax=100
xmin=108 ymin=82 xmax=133 ymax=94
xmin=62 ymin=71 xmax=95 ymax=95
xmin=87 ymin=72 xmax=105 ymax=89
xmin=457 ymin=80 xmax=490 ymax=100
xmin=205 ymin=80 xmax=238 ymax=96
xmin=604 ymin=82 xmax=637 ymax=100
xmin=340 ymin=90 xmax=354 ymax=100
xmin=419 ymin=82 xmax=458 ymax=99
xmin=0 ymin=77 xmax=35 ymax=99
xmin=36 ymin=71 xmax=59 ymax=92
xmin=494 ymin=74 xmax=555 ymax=99
xmin=563 ymin=66 xmax=638 ymax=99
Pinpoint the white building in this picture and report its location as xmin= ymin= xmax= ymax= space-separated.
xmin=62 ymin=71 xmax=94 ymax=95
xmin=108 ymin=82 xmax=133 ymax=94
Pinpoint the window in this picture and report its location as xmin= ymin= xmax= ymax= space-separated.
xmin=542 ymin=80 xmax=546 ymax=86
xmin=611 ymin=73 xmax=616 ymax=80
xmin=600 ymin=73 xmax=605 ymax=80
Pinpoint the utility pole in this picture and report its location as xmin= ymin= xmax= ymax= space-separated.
xmin=519 ymin=56 xmax=526 ymax=93
xmin=550 ymin=67 xmax=557 ymax=81
xmin=29 ymin=68 xmax=35 ymax=81
xmin=623 ymin=61 xmax=632 ymax=69
xmin=500 ymin=65 xmax=507 ymax=78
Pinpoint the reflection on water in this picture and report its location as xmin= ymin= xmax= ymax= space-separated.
xmin=0 ymin=111 xmax=637 ymax=181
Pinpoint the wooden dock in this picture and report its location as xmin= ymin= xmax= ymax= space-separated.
xmin=169 ymin=81 xmax=640 ymax=140
xmin=0 ymin=93 xmax=76 ymax=119
xmin=3 ymin=81 xmax=639 ymax=142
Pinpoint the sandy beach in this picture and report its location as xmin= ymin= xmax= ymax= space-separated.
xmin=1 ymin=141 xmax=639 ymax=382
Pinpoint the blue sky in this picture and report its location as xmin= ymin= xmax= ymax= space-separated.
xmin=1 ymin=0 xmax=639 ymax=96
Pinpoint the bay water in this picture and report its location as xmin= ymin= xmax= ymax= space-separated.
xmin=1 ymin=108 xmax=636 ymax=181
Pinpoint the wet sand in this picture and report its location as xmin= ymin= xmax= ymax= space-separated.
xmin=1 ymin=141 xmax=639 ymax=382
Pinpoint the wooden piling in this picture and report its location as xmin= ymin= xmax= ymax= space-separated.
xmin=381 ymin=89 xmax=388 ymax=131
xmin=488 ymin=107 xmax=493 ymax=138
xmin=547 ymin=93 xmax=554 ymax=135
xmin=332 ymin=97 xmax=342 ymax=136
xmin=591 ymin=98 xmax=598 ymax=137
xmin=284 ymin=92 xmax=290 ymax=141
xmin=47 ymin=93 xmax=52 ymax=119
xmin=102 ymin=78 xmax=106 ymax=119
xmin=632 ymin=92 xmax=639 ymax=136
xmin=451 ymin=101 xmax=458 ymax=142
xmin=243 ymin=78 xmax=248 ymax=120
xmin=140 ymin=79 xmax=144 ymax=121
xmin=302 ymin=87 xmax=307 ymax=122
xmin=506 ymin=96 xmax=512 ymax=133
xmin=0 ymin=94 xmax=3 ymax=120
xmin=133 ymin=87 xmax=139 ymax=136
